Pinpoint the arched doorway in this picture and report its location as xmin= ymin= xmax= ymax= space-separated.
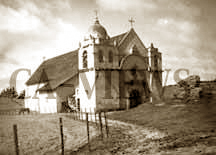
xmin=119 ymin=54 xmax=150 ymax=109
xmin=129 ymin=89 xmax=141 ymax=108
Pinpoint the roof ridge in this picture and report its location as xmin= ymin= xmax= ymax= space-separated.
xmin=44 ymin=49 xmax=78 ymax=63
xmin=110 ymin=32 xmax=127 ymax=39
xmin=118 ymin=28 xmax=134 ymax=46
xmin=26 ymin=49 xmax=79 ymax=87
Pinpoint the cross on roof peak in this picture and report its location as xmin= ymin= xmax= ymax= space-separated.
xmin=129 ymin=17 xmax=135 ymax=28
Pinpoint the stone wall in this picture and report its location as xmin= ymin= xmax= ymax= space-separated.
xmin=163 ymin=75 xmax=203 ymax=104
xmin=177 ymin=75 xmax=201 ymax=104
xmin=163 ymin=75 xmax=216 ymax=104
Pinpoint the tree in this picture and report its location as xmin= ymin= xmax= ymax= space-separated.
xmin=0 ymin=87 xmax=18 ymax=98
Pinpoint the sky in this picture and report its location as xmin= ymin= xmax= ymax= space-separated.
xmin=0 ymin=0 xmax=216 ymax=93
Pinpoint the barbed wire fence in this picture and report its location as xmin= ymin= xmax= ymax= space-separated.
xmin=0 ymin=108 xmax=109 ymax=155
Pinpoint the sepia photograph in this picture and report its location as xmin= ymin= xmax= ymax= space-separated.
xmin=0 ymin=0 xmax=216 ymax=154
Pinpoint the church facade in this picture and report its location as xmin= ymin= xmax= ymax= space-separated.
xmin=25 ymin=17 xmax=162 ymax=113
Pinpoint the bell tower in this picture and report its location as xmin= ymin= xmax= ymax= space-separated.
xmin=78 ymin=15 xmax=119 ymax=112
xmin=149 ymin=43 xmax=162 ymax=103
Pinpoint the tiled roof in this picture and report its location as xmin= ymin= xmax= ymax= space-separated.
xmin=108 ymin=28 xmax=144 ymax=50
xmin=109 ymin=32 xmax=128 ymax=46
xmin=25 ymin=29 xmax=137 ymax=91
xmin=26 ymin=49 xmax=78 ymax=90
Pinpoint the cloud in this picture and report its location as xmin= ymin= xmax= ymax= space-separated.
xmin=0 ymin=1 xmax=82 ymax=59
xmin=0 ymin=0 xmax=23 ymax=10
xmin=0 ymin=1 xmax=84 ymax=90
xmin=96 ymin=0 xmax=200 ymax=21
xmin=96 ymin=0 xmax=216 ymax=84
xmin=96 ymin=0 xmax=156 ymax=13
xmin=0 ymin=7 xmax=42 ymax=33
xmin=0 ymin=78 xmax=10 ymax=91
xmin=1 ymin=0 xmax=216 ymax=88
xmin=156 ymin=18 xmax=199 ymax=44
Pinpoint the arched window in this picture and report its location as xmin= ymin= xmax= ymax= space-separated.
xmin=154 ymin=55 xmax=157 ymax=68
xmin=83 ymin=51 xmax=87 ymax=68
xmin=108 ymin=50 xmax=113 ymax=63
xmin=98 ymin=50 xmax=103 ymax=63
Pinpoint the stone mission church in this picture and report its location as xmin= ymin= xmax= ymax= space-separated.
xmin=25 ymin=16 xmax=163 ymax=113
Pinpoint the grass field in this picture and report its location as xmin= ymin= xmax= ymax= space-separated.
xmin=108 ymin=102 xmax=216 ymax=134
xmin=1 ymin=97 xmax=216 ymax=154
xmin=0 ymin=114 xmax=98 ymax=155
xmin=0 ymin=98 xmax=24 ymax=112
xmin=76 ymin=102 xmax=216 ymax=155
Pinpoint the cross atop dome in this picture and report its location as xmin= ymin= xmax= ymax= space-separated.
xmin=84 ymin=10 xmax=109 ymax=41
xmin=94 ymin=10 xmax=100 ymax=24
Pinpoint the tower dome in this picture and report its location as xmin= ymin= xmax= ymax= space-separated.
xmin=87 ymin=17 xmax=109 ymax=40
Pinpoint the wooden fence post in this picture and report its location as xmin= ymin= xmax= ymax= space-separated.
xmin=13 ymin=124 xmax=19 ymax=155
xmin=86 ymin=113 xmax=90 ymax=151
xmin=104 ymin=112 xmax=109 ymax=138
xmin=59 ymin=118 xmax=64 ymax=155
xmin=79 ymin=109 xmax=81 ymax=120
xmin=99 ymin=112 xmax=103 ymax=139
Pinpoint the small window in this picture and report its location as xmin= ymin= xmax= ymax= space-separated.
xmin=154 ymin=55 xmax=157 ymax=68
xmin=98 ymin=50 xmax=103 ymax=63
xmin=108 ymin=51 xmax=113 ymax=63
xmin=83 ymin=51 xmax=87 ymax=68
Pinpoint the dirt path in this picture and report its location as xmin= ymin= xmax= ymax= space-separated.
xmin=74 ymin=116 xmax=216 ymax=154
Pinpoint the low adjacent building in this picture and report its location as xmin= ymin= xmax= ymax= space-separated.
xmin=25 ymin=16 xmax=163 ymax=113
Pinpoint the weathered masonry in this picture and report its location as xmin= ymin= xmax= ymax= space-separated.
xmin=25 ymin=16 xmax=162 ymax=113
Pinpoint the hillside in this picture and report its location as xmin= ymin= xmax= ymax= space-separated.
xmin=108 ymin=102 xmax=216 ymax=134
xmin=76 ymin=102 xmax=216 ymax=154
xmin=0 ymin=97 xmax=24 ymax=112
